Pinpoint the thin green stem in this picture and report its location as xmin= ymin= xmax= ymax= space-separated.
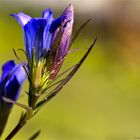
xmin=5 ymin=93 xmax=38 ymax=139
xmin=0 ymin=104 xmax=10 ymax=137
xmin=5 ymin=112 xmax=27 ymax=140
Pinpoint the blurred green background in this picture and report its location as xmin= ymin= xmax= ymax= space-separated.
xmin=1 ymin=0 xmax=140 ymax=139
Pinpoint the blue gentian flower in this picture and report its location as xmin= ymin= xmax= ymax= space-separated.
xmin=11 ymin=5 xmax=74 ymax=65
xmin=11 ymin=5 xmax=74 ymax=102
xmin=11 ymin=10 xmax=53 ymax=60
xmin=0 ymin=60 xmax=26 ymax=103
xmin=0 ymin=60 xmax=26 ymax=135
xmin=11 ymin=4 xmax=74 ymax=63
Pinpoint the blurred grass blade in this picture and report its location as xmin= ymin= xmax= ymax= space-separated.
xmin=71 ymin=18 xmax=91 ymax=45
xmin=12 ymin=48 xmax=20 ymax=60
xmin=35 ymin=37 xmax=97 ymax=109
xmin=17 ymin=48 xmax=27 ymax=58
xmin=53 ymin=64 xmax=77 ymax=81
xmin=28 ymin=130 xmax=41 ymax=140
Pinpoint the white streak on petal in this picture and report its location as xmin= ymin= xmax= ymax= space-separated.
xmin=11 ymin=12 xmax=31 ymax=26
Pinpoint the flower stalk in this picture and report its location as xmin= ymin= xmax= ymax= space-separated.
xmin=5 ymin=111 xmax=30 ymax=140
xmin=0 ymin=104 xmax=10 ymax=136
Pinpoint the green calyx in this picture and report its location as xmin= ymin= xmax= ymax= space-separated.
xmin=29 ymin=49 xmax=51 ymax=91
xmin=27 ymin=48 xmax=52 ymax=108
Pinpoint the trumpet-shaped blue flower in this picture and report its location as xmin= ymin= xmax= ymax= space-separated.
xmin=11 ymin=4 xmax=74 ymax=64
xmin=0 ymin=60 xmax=26 ymax=136
xmin=11 ymin=4 xmax=74 ymax=90
xmin=0 ymin=60 xmax=26 ymax=106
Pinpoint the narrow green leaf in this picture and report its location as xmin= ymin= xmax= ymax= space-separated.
xmin=28 ymin=130 xmax=41 ymax=140
xmin=70 ymin=19 xmax=91 ymax=45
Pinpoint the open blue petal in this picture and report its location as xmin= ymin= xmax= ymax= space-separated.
xmin=43 ymin=16 xmax=62 ymax=51
xmin=11 ymin=12 xmax=31 ymax=26
xmin=5 ymin=64 xmax=26 ymax=101
xmin=5 ymin=76 xmax=20 ymax=101
xmin=24 ymin=18 xmax=46 ymax=59
xmin=49 ymin=17 xmax=61 ymax=33
xmin=42 ymin=9 xmax=54 ymax=51
xmin=42 ymin=9 xmax=53 ymax=19
xmin=47 ymin=17 xmax=62 ymax=49
xmin=13 ymin=64 xmax=27 ymax=85
xmin=1 ymin=60 xmax=15 ymax=81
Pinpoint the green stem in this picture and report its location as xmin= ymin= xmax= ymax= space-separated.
xmin=0 ymin=104 xmax=10 ymax=137
xmin=5 ymin=113 xmax=27 ymax=140
xmin=5 ymin=93 xmax=39 ymax=139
